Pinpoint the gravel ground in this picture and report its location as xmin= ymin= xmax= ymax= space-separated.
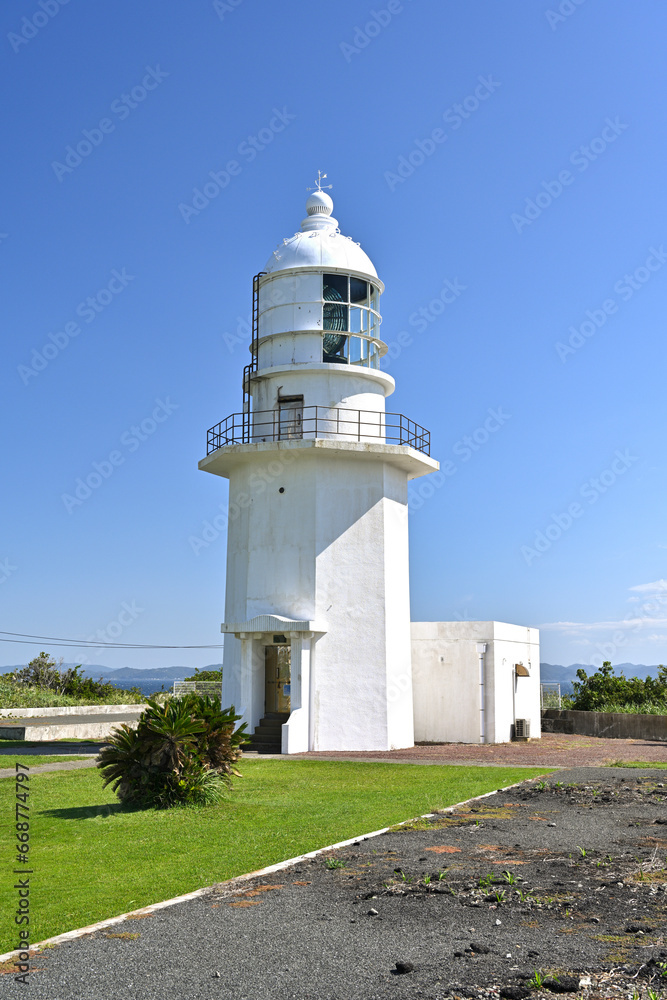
xmin=1 ymin=766 xmax=666 ymax=999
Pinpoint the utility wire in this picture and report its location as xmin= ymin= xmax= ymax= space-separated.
xmin=0 ymin=630 xmax=223 ymax=650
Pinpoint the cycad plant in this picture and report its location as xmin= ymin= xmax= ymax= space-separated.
xmin=97 ymin=695 xmax=248 ymax=808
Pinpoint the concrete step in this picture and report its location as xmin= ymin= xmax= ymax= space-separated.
xmin=249 ymin=739 xmax=282 ymax=754
xmin=253 ymin=723 xmax=283 ymax=736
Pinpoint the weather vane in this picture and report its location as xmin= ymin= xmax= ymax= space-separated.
xmin=307 ymin=170 xmax=332 ymax=193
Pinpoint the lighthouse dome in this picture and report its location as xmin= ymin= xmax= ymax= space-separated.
xmin=264 ymin=187 xmax=378 ymax=278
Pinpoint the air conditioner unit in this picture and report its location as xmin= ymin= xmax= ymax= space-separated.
xmin=514 ymin=718 xmax=530 ymax=741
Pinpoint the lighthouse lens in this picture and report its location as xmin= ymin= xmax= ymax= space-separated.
xmin=323 ymin=278 xmax=348 ymax=334
xmin=350 ymin=278 xmax=368 ymax=304
xmin=323 ymin=332 xmax=348 ymax=362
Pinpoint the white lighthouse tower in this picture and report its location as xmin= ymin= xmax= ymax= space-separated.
xmin=199 ymin=176 xmax=438 ymax=753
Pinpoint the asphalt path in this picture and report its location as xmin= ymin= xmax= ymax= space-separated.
xmin=1 ymin=765 xmax=665 ymax=999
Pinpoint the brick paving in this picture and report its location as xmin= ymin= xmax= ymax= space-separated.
xmin=291 ymin=731 xmax=667 ymax=767
xmin=0 ymin=733 xmax=666 ymax=778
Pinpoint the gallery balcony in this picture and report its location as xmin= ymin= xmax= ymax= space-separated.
xmin=205 ymin=406 xmax=431 ymax=457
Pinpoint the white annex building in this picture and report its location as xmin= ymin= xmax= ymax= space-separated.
xmin=199 ymin=178 xmax=540 ymax=753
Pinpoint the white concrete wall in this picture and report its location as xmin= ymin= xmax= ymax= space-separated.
xmin=221 ymin=447 xmax=415 ymax=751
xmin=485 ymin=622 xmax=541 ymax=743
xmin=411 ymin=622 xmax=541 ymax=744
xmin=252 ymin=369 xmax=389 ymax=420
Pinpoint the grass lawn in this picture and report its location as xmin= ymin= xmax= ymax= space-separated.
xmin=607 ymin=760 xmax=667 ymax=769
xmin=0 ymin=755 xmax=92 ymax=769
xmin=0 ymin=759 xmax=548 ymax=952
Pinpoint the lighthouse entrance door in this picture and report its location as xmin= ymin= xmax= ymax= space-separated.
xmin=264 ymin=645 xmax=291 ymax=713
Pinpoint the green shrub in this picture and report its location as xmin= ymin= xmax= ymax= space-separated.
xmin=3 ymin=652 xmax=144 ymax=706
xmin=570 ymin=661 xmax=667 ymax=713
xmin=97 ymin=694 xmax=248 ymax=808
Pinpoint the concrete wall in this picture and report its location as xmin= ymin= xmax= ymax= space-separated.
xmin=411 ymin=621 xmax=541 ymax=744
xmin=221 ymin=447 xmax=418 ymax=752
xmin=542 ymin=708 xmax=667 ymax=741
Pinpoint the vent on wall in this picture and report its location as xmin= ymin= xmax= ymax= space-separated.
xmin=514 ymin=718 xmax=530 ymax=740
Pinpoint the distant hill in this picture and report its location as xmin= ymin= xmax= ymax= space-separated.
xmin=77 ymin=665 xmax=223 ymax=696
xmin=1 ymin=660 xmax=660 ymax=698
xmin=539 ymin=662 xmax=664 ymax=695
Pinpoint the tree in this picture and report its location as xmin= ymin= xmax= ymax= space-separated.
xmin=11 ymin=652 xmax=142 ymax=702
xmin=570 ymin=661 xmax=667 ymax=711
xmin=184 ymin=667 xmax=222 ymax=682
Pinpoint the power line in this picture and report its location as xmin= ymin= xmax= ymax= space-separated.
xmin=0 ymin=630 xmax=223 ymax=650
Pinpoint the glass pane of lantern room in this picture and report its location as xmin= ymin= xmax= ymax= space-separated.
xmin=350 ymin=277 xmax=368 ymax=304
xmin=348 ymin=307 xmax=363 ymax=333
xmin=323 ymin=302 xmax=348 ymax=331
xmin=370 ymin=284 xmax=379 ymax=311
xmin=350 ymin=337 xmax=368 ymax=366
xmin=323 ymin=273 xmax=348 ymax=302
xmin=323 ymin=333 xmax=348 ymax=364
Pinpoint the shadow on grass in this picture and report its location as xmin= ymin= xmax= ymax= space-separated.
xmin=40 ymin=801 xmax=140 ymax=820
xmin=0 ymin=741 xmax=106 ymax=755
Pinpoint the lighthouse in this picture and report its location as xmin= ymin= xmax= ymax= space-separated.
xmin=199 ymin=176 xmax=439 ymax=753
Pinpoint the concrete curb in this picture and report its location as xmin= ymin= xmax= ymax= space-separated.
xmin=0 ymin=772 xmax=550 ymax=964
xmin=0 ymin=705 xmax=147 ymax=719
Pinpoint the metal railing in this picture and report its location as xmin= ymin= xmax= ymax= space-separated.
xmin=206 ymin=406 xmax=431 ymax=457
xmin=540 ymin=682 xmax=561 ymax=709
xmin=173 ymin=681 xmax=221 ymax=698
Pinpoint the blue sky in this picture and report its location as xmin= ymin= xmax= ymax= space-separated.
xmin=2 ymin=0 xmax=666 ymax=673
